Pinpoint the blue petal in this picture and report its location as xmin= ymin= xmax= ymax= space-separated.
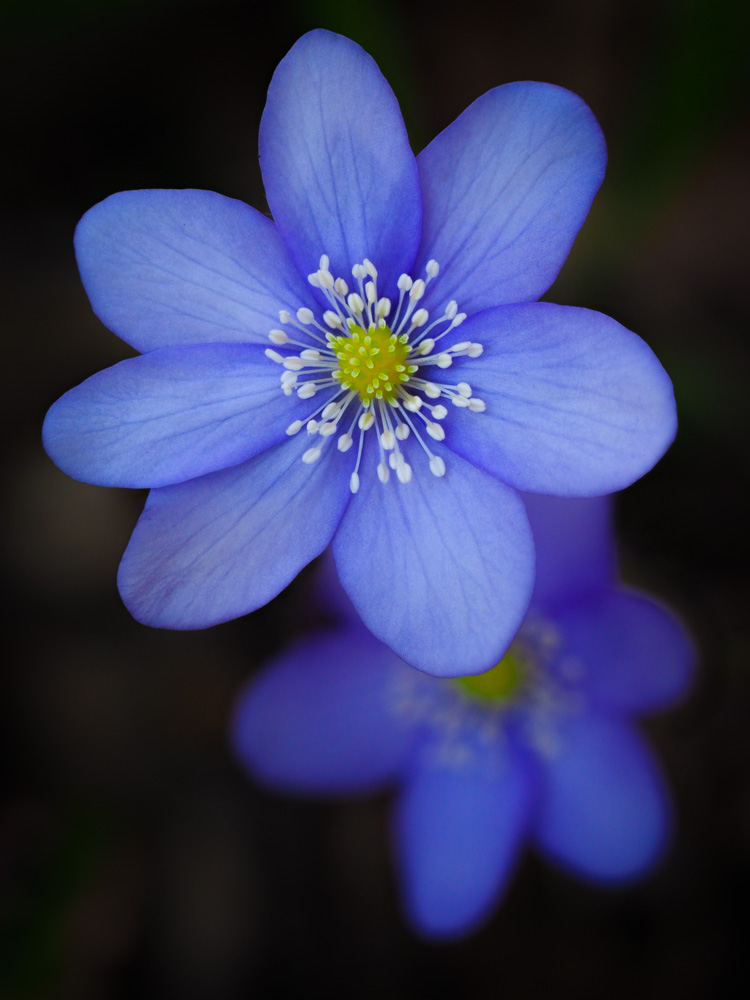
xmin=556 ymin=589 xmax=695 ymax=714
xmin=448 ymin=302 xmax=677 ymax=495
xmin=332 ymin=444 xmax=534 ymax=677
xmin=415 ymin=82 xmax=606 ymax=314
xmin=522 ymin=494 xmax=615 ymax=610
xmin=231 ymin=628 xmax=415 ymax=794
xmin=394 ymin=733 xmax=532 ymax=939
xmin=118 ymin=434 xmax=351 ymax=628
xmin=259 ymin=30 xmax=421 ymax=295
xmin=75 ymin=189 xmax=312 ymax=352
xmin=533 ymin=714 xmax=671 ymax=881
xmin=42 ymin=344 xmax=308 ymax=488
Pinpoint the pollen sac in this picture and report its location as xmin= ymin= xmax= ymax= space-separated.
xmin=331 ymin=324 xmax=410 ymax=403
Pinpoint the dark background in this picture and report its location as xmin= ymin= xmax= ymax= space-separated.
xmin=2 ymin=0 xmax=748 ymax=996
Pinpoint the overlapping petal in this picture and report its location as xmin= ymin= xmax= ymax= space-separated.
xmin=75 ymin=189 xmax=312 ymax=352
xmin=557 ymin=590 xmax=695 ymax=714
xmin=416 ymin=82 xmax=606 ymax=314
xmin=259 ymin=29 xmax=421 ymax=294
xmin=533 ymin=714 xmax=670 ymax=880
xmin=394 ymin=735 xmax=533 ymax=939
xmin=332 ymin=445 xmax=534 ymax=677
xmin=448 ymin=302 xmax=677 ymax=495
xmin=231 ymin=629 xmax=414 ymax=794
xmin=42 ymin=344 xmax=308 ymax=488
xmin=118 ymin=434 xmax=351 ymax=628
xmin=523 ymin=493 xmax=615 ymax=610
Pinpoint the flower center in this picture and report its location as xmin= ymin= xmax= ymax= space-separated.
xmin=454 ymin=647 xmax=527 ymax=704
xmin=264 ymin=255 xmax=486 ymax=493
xmin=331 ymin=325 xmax=412 ymax=403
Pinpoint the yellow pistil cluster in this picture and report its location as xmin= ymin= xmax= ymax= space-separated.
xmin=331 ymin=324 xmax=415 ymax=404
xmin=455 ymin=647 xmax=528 ymax=704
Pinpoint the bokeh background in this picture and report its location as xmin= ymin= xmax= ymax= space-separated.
xmin=3 ymin=0 xmax=748 ymax=996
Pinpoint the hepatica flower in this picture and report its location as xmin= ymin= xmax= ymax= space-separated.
xmin=43 ymin=29 xmax=677 ymax=674
xmin=232 ymin=494 xmax=694 ymax=939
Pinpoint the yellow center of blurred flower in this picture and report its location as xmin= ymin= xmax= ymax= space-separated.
xmin=454 ymin=647 xmax=527 ymax=703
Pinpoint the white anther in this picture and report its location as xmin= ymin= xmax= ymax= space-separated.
xmin=322 ymin=402 xmax=340 ymax=419
xmin=363 ymin=259 xmax=378 ymax=279
xmin=416 ymin=338 xmax=435 ymax=355
xmin=302 ymin=446 xmax=322 ymax=464
xmin=423 ymin=382 xmax=441 ymax=399
xmin=282 ymin=384 xmax=293 ymax=396
xmin=397 ymin=461 xmax=413 ymax=483
xmin=377 ymin=461 xmax=390 ymax=483
xmin=436 ymin=354 xmax=453 ymax=369
xmin=265 ymin=348 xmax=284 ymax=363
xmin=299 ymin=349 xmax=321 ymax=362
xmin=457 ymin=382 xmax=472 ymax=397
xmin=449 ymin=341 xmax=471 ymax=353
xmin=308 ymin=272 xmax=321 ymax=288
xmin=307 ymin=420 xmax=319 ymax=433
xmin=365 ymin=281 xmax=377 ymax=303
xmin=319 ymin=421 xmax=338 ymax=436
xmin=323 ymin=311 xmax=342 ymax=330
xmin=350 ymin=471 xmax=360 ymax=494
xmin=376 ymin=297 xmax=391 ymax=319
xmin=431 ymin=405 xmax=448 ymax=420
xmin=268 ymin=330 xmax=289 ymax=345
xmin=347 ymin=292 xmax=365 ymax=314
xmin=409 ymin=279 xmax=426 ymax=301
xmin=281 ymin=370 xmax=297 ymax=384
xmin=296 ymin=308 xmax=314 ymax=325
xmin=286 ymin=420 xmax=303 ymax=435
xmin=388 ymin=452 xmax=398 ymax=469
xmin=451 ymin=394 xmax=470 ymax=407
xmin=318 ymin=269 xmax=335 ymax=290
xmin=426 ymin=259 xmax=439 ymax=278
xmin=402 ymin=394 xmax=423 ymax=411
xmin=452 ymin=313 xmax=467 ymax=328
xmin=395 ymin=423 xmax=410 ymax=440
xmin=279 ymin=310 xmax=292 ymax=324
xmin=334 ymin=277 xmax=348 ymax=296
xmin=319 ymin=254 xmax=330 ymax=271
xmin=467 ymin=343 xmax=483 ymax=357
xmin=411 ymin=308 xmax=429 ymax=327
xmin=445 ymin=300 xmax=458 ymax=319
xmin=380 ymin=429 xmax=396 ymax=450
xmin=397 ymin=274 xmax=413 ymax=292
xmin=468 ymin=397 xmax=486 ymax=412
xmin=297 ymin=383 xmax=317 ymax=399
xmin=283 ymin=356 xmax=305 ymax=370
xmin=426 ymin=422 xmax=445 ymax=441
xmin=429 ymin=455 xmax=446 ymax=477
xmin=352 ymin=263 xmax=367 ymax=280
xmin=358 ymin=410 xmax=375 ymax=430
xmin=338 ymin=433 xmax=354 ymax=452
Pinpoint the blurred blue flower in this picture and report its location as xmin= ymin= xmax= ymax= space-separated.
xmin=43 ymin=29 xmax=676 ymax=674
xmin=232 ymin=494 xmax=694 ymax=939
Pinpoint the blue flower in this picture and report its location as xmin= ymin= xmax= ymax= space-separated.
xmin=231 ymin=493 xmax=694 ymax=939
xmin=43 ymin=29 xmax=677 ymax=674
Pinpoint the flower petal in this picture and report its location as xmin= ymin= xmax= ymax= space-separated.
xmin=231 ymin=629 xmax=415 ymax=794
xmin=332 ymin=445 xmax=534 ymax=677
xmin=42 ymin=344 xmax=307 ymax=488
xmin=533 ymin=714 xmax=670 ymax=881
xmin=118 ymin=434 xmax=351 ymax=628
xmin=416 ymin=82 xmax=606 ymax=314
xmin=448 ymin=302 xmax=677 ymax=495
xmin=394 ymin=733 xmax=532 ymax=939
xmin=556 ymin=590 xmax=695 ymax=714
xmin=75 ymin=189 xmax=312 ymax=352
xmin=522 ymin=494 xmax=615 ymax=610
xmin=259 ymin=30 xmax=421 ymax=294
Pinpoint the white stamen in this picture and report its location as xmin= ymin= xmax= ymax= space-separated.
xmin=380 ymin=429 xmax=396 ymax=450
xmin=429 ymin=455 xmax=446 ymax=477
xmin=395 ymin=423 xmax=410 ymax=440
xmin=451 ymin=394 xmax=470 ymax=408
xmin=322 ymin=401 xmax=340 ymax=419
xmin=468 ymin=398 xmax=486 ymax=412
xmin=307 ymin=420 xmax=319 ymax=433
xmin=423 ymin=383 xmax=441 ymax=399
xmin=265 ymin=348 xmax=284 ymax=364
xmin=350 ymin=471 xmax=360 ymax=493
xmin=338 ymin=433 xmax=353 ymax=452
xmin=282 ymin=356 xmax=305 ymax=371
xmin=334 ymin=277 xmax=348 ymax=297
xmin=300 ymin=348 xmax=322 ymax=362
xmin=426 ymin=259 xmax=439 ymax=279
xmin=426 ymin=421 xmax=445 ymax=441
xmin=297 ymin=383 xmax=317 ymax=399
xmin=358 ymin=410 xmax=375 ymax=430
xmin=323 ymin=310 xmax=343 ymax=329
xmin=467 ymin=343 xmax=483 ymax=357
xmin=377 ymin=461 xmax=390 ymax=483
xmin=363 ymin=259 xmax=378 ymax=279
xmin=397 ymin=461 xmax=413 ymax=483
xmin=319 ymin=421 xmax=338 ymax=436
xmin=397 ymin=274 xmax=413 ymax=292
xmin=279 ymin=310 xmax=292 ymax=324
xmin=286 ymin=420 xmax=303 ymax=435
xmin=302 ymin=446 xmax=322 ymax=464
xmin=457 ymin=382 xmax=472 ymax=397
xmin=268 ymin=330 xmax=289 ymax=345
xmin=411 ymin=308 xmax=429 ymax=328
xmin=436 ymin=354 xmax=452 ymax=368
xmin=431 ymin=405 xmax=448 ymax=420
